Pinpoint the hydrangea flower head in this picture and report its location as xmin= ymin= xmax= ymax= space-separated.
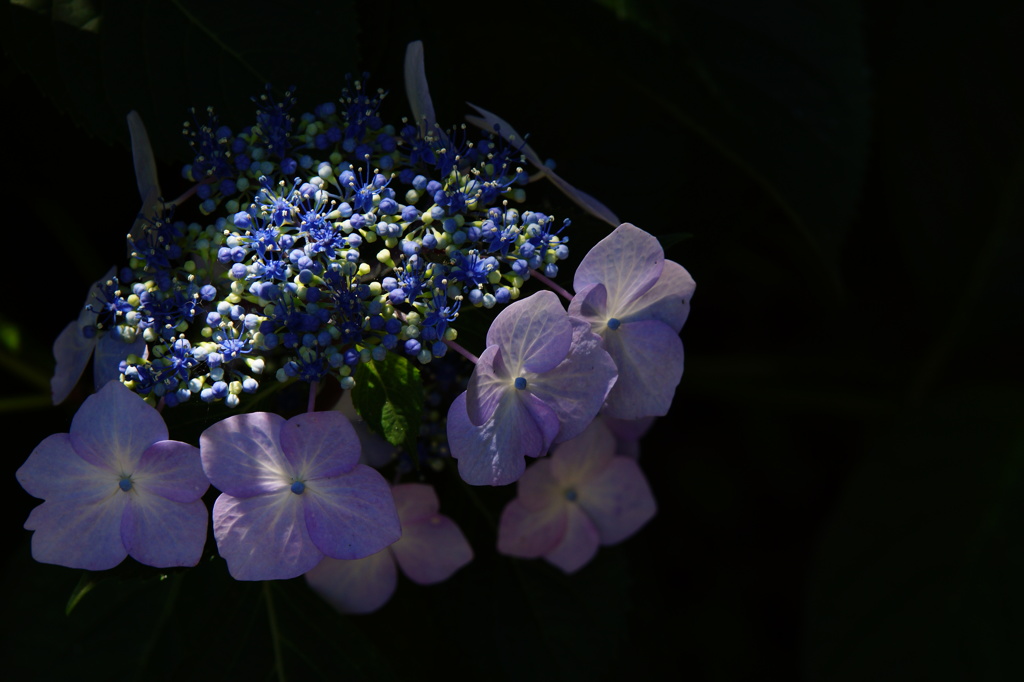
xmin=305 ymin=482 xmax=473 ymax=614
xmin=497 ymin=418 xmax=656 ymax=573
xmin=447 ymin=290 xmax=617 ymax=486
xmin=16 ymin=380 xmax=209 ymax=570
xmin=200 ymin=410 xmax=401 ymax=581
xmin=568 ymin=222 xmax=696 ymax=419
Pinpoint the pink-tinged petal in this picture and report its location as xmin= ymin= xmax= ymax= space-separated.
xmin=404 ymin=41 xmax=436 ymax=136
xmin=465 ymin=103 xmax=543 ymax=166
xmin=573 ymin=223 xmax=664 ymax=314
xmin=133 ymin=440 xmax=208 ymax=503
xmin=515 ymin=457 xmax=563 ymax=511
xmin=485 ymin=291 xmax=572 ymax=374
xmin=51 ymin=320 xmax=95 ymax=405
xmin=93 ymin=332 xmax=146 ymax=390
xmin=390 ymin=483 xmax=472 ymax=583
xmin=601 ymin=318 xmax=684 ymax=420
xmin=604 ymin=416 xmax=656 ymax=458
xmin=392 ymin=514 xmax=473 ymax=585
xmin=200 ymin=412 xmax=291 ymax=497
xmin=70 ymin=381 xmax=167 ymax=473
xmin=303 ymin=465 xmax=400 ymax=560
xmin=448 ymin=390 xmax=560 ymax=486
xmin=122 ymin=495 xmax=208 ymax=568
xmin=212 ymin=491 xmax=320 ymax=581
xmin=278 ymin=411 xmax=360 ymax=479
xmin=540 ymin=166 xmax=621 ymax=227
xmin=544 ymin=503 xmax=601 ymax=574
xmin=528 ymin=317 xmax=618 ymax=443
xmin=17 ymin=433 xmax=116 ymax=501
xmin=24 ymin=494 xmax=128 ymax=571
xmin=497 ymin=497 xmax=567 ymax=559
xmin=391 ymin=482 xmax=440 ymax=522
xmin=548 ymin=419 xmax=617 ymax=487
xmin=620 ymin=260 xmax=696 ymax=333
xmin=577 ymin=457 xmax=657 ymax=545
xmin=465 ymin=345 xmax=510 ymax=426
xmin=305 ymin=550 xmax=398 ymax=615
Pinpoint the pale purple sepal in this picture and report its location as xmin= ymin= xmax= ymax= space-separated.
xmin=134 ymin=440 xmax=210 ymax=503
xmin=18 ymin=381 xmax=209 ymax=570
xmin=465 ymin=103 xmax=620 ymax=226
xmin=600 ymin=316 xmax=684 ymax=419
xmin=628 ymin=260 xmax=696 ymax=333
xmin=213 ymin=491 xmax=322 ymax=581
xmin=51 ymin=266 xmax=115 ymax=405
xmin=200 ymin=412 xmax=291 ymax=498
xmin=279 ymin=411 xmax=360 ymax=479
xmin=122 ymin=496 xmax=208 ymax=568
xmin=24 ymin=495 xmax=129 ymax=571
xmin=484 ymin=290 xmax=573 ymax=375
xmin=447 ymin=391 xmax=559 ymax=486
xmin=303 ymin=466 xmax=400 ymax=560
xmin=403 ymin=41 xmax=436 ymax=137
xmin=305 ymin=550 xmax=397 ymax=615
xmin=465 ymin=344 xmax=507 ymax=426
xmin=528 ymin=316 xmax=618 ymax=443
xmin=390 ymin=483 xmax=473 ymax=585
xmin=200 ymin=410 xmax=401 ymax=581
xmin=69 ymin=378 xmax=168 ymax=472
xmin=573 ymin=223 xmax=665 ymax=312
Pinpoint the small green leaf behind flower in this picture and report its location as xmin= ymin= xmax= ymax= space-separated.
xmin=353 ymin=354 xmax=425 ymax=456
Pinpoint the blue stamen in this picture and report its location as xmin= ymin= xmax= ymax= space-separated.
xmin=291 ymin=481 xmax=306 ymax=494
xmin=607 ymin=317 xmax=621 ymax=330
xmin=119 ymin=478 xmax=133 ymax=492
xmin=514 ymin=377 xmax=527 ymax=390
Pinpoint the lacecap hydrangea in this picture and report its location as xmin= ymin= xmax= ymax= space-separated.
xmin=20 ymin=41 xmax=694 ymax=607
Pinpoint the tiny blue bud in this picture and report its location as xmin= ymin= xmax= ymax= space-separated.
xmin=607 ymin=318 xmax=621 ymax=330
xmin=514 ymin=377 xmax=527 ymax=390
xmin=119 ymin=478 xmax=133 ymax=492
xmin=291 ymin=481 xmax=305 ymax=494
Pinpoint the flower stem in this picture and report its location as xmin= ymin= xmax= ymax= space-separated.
xmin=529 ymin=268 xmax=573 ymax=302
xmin=263 ymin=581 xmax=287 ymax=682
xmin=444 ymin=338 xmax=478 ymax=364
xmin=307 ymin=380 xmax=318 ymax=413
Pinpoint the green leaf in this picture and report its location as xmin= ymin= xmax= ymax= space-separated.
xmin=352 ymin=354 xmax=424 ymax=455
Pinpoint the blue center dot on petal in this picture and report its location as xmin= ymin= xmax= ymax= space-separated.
xmin=291 ymin=481 xmax=306 ymax=495
xmin=514 ymin=377 xmax=528 ymax=390
xmin=118 ymin=478 xmax=133 ymax=492
xmin=606 ymin=317 xmax=621 ymax=330
xmin=564 ymin=488 xmax=578 ymax=502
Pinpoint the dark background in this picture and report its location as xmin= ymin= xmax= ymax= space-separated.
xmin=2 ymin=0 xmax=1023 ymax=680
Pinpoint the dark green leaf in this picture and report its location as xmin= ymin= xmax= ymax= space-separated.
xmin=352 ymin=354 xmax=424 ymax=454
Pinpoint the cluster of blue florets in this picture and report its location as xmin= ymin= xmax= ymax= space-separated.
xmin=93 ymin=77 xmax=574 ymax=407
